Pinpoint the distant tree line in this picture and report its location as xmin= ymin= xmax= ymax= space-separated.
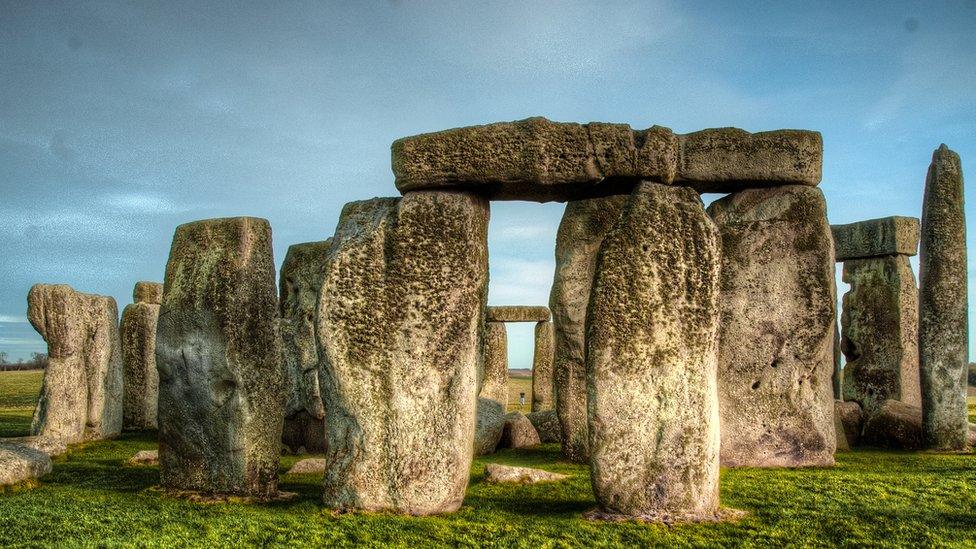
xmin=0 ymin=351 xmax=48 ymax=371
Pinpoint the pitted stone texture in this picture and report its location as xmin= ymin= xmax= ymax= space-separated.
xmin=474 ymin=398 xmax=505 ymax=456
xmin=550 ymin=194 xmax=629 ymax=463
xmin=587 ymin=182 xmax=722 ymax=521
xmin=526 ymin=410 xmax=561 ymax=443
xmin=861 ymin=400 xmax=923 ymax=450
xmin=393 ymin=117 xmax=678 ymax=202
xmin=499 ymin=412 xmax=541 ymax=449
xmin=919 ymin=145 xmax=969 ymax=451
xmin=678 ymin=128 xmax=822 ymax=192
xmin=133 ymin=281 xmax=163 ymax=305
xmin=485 ymin=464 xmax=568 ymax=484
xmin=834 ymin=400 xmax=863 ymax=449
xmin=318 ymin=192 xmax=488 ymax=515
xmin=27 ymin=284 xmax=123 ymax=444
xmin=708 ymin=186 xmax=836 ymax=468
xmin=486 ymin=306 xmax=551 ymax=323
xmin=840 ymin=256 xmax=920 ymax=414
xmin=156 ymin=217 xmax=284 ymax=498
xmin=481 ymin=322 xmax=509 ymax=409
xmin=831 ymin=216 xmax=919 ymax=261
xmin=0 ymin=436 xmax=66 ymax=457
xmin=121 ymin=296 xmax=160 ymax=430
xmin=531 ymin=321 xmax=554 ymax=412
xmin=833 ymin=319 xmax=843 ymax=399
xmin=279 ymin=240 xmax=331 ymax=455
xmin=0 ymin=443 xmax=52 ymax=486
xmin=287 ymin=458 xmax=327 ymax=475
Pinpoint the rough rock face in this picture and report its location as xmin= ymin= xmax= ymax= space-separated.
xmin=481 ymin=322 xmax=509 ymax=409
xmin=484 ymin=464 xmax=568 ymax=484
xmin=121 ymin=281 xmax=162 ymax=431
xmin=287 ymin=458 xmax=327 ymax=475
xmin=156 ymin=217 xmax=284 ymax=498
xmin=486 ymin=306 xmax=551 ymax=323
xmin=0 ymin=442 xmax=52 ymax=486
xmin=474 ymin=398 xmax=505 ymax=456
xmin=834 ymin=400 xmax=863 ymax=449
xmin=499 ymin=412 xmax=541 ymax=449
xmin=531 ymin=321 xmax=554 ymax=412
xmin=831 ymin=216 xmax=919 ymax=261
xmin=279 ymin=240 xmax=332 ymax=455
xmin=587 ymin=182 xmax=722 ymax=522
xmin=392 ymin=118 xmax=822 ymax=201
xmin=27 ymin=284 xmax=123 ymax=444
xmin=840 ymin=256 xmax=920 ymax=413
xmin=550 ymin=194 xmax=629 ymax=463
xmin=0 ymin=436 xmax=66 ymax=457
xmin=860 ymin=400 xmax=923 ymax=450
xmin=318 ymin=192 xmax=488 ymax=515
xmin=708 ymin=185 xmax=837 ymax=468
xmin=526 ymin=410 xmax=561 ymax=443
xmin=918 ymin=145 xmax=969 ymax=451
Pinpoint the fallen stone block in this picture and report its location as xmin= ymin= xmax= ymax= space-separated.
xmin=0 ymin=442 xmax=52 ymax=487
xmin=860 ymin=399 xmax=923 ymax=450
xmin=831 ymin=216 xmax=919 ymax=261
xmin=0 ymin=436 xmax=67 ymax=457
xmin=484 ymin=463 xmax=568 ymax=484
xmin=525 ymin=410 xmax=561 ymax=443
xmin=499 ymin=412 xmax=541 ymax=449
xmin=127 ymin=449 xmax=158 ymax=466
xmin=287 ymin=458 xmax=327 ymax=475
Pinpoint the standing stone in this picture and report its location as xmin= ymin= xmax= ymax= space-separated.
xmin=121 ymin=281 xmax=162 ymax=431
xmin=919 ymin=145 xmax=969 ymax=451
xmin=549 ymin=194 xmax=629 ymax=463
xmin=156 ymin=217 xmax=284 ymax=498
xmin=27 ymin=284 xmax=123 ymax=444
xmin=840 ymin=256 xmax=920 ymax=413
xmin=587 ymin=182 xmax=722 ymax=522
xmin=318 ymin=191 xmax=488 ymax=515
xmin=481 ymin=322 xmax=509 ymax=409
xmin=531 ymin=320 xmax=554 ymax=412
xmin=708 ymin=186 xmax=836 ymax=468
xmin=279 ymin=240 xmax=331 ymax=454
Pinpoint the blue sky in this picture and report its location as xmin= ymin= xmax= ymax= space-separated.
xmin=0 ymin=1 xmax=974 ymax=366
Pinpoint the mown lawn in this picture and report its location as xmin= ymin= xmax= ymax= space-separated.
xmin=0 ymin=369 xmax=41 ymax=437
xmin=2 ymin=371 xmax=976 ymax=547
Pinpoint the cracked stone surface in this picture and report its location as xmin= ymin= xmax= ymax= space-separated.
xmin=122 ymin=281 xmax=162 ymax=431
xmin=156 ymin=217 xmax=284 ymax=497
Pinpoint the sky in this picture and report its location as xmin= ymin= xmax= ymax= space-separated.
xmin=0 ymin=1 xmax=975 ymax=367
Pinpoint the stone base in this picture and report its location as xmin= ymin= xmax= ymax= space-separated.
xmin=157 ymin=487 xmax=299 ymax=504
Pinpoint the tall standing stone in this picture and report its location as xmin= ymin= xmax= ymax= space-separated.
xmin=121 ymin=282 xmax=162 ymax=431
xmin=155 ymin=217 xmax=284 ymax=497
xmin=549 ymin=194 xmax=628 ymax=463
xmin=531 ymin=320 xmax=554 ymax=412
xmin=27 ymin=284 xmax=123 ymax=444
xmin=919 ymin=145 xmax=969 ymax=451
xmin=708 ymin=186 xmax=836 ymax=468
xmin=587 ymin=182 xmax=722 ymax=522
xmin=279 ymin=240 xmax=331 ymax=454
xmin=318 ymin=191 xmax=488 ymax=515
xmin=481 ymin=322 xmax=509 ymax=409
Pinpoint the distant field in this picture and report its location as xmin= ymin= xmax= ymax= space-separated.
xmin=0 ymin=369 xmax=42 ymax=437
xmin=507 ymin=376 xmax=533 ymax=414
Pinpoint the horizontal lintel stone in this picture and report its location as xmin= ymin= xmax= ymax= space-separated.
xmin=487 ymin=305 xmax=551 ymax=323
xmin=831 ymin=216 xmax=920 ymax=261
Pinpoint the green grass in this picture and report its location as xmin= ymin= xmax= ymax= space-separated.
xmin=3 ymin=371 xmax=976 ymax=547
xmin=0 ymin=369 xmax=41 ymax=437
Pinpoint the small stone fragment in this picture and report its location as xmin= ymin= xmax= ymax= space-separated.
xmin=831 ymin=216 xmax=919 ymax=261
xmin=486 ymin=306 xmax=551 ymax=323
xmin=531 ymin=321 xmax=554 ymax=412
xmin=918 ymin=145 xmax=969 ymax=451
xmin=287 ymin=458 xmax=327 ymax=475
xmin=127 ymin=449 xmax=159 ymax=466
xmin=0 ymin=442 xmax=52 ymax=487
xmin=860 ymin=400 xmax=923 ymax=450
xmin=525 ymin=410 xmax=561 ymax=443
xmin=499 ymin=412 xmax=541 ymax=449
xmin=484 ymin=463 xmax=568 ymax=484
xmin=121 ymin=281 xmax=162 ymax=431
xmin=481 ymin=322 xmax=509 ymax=409
xmin=474 ymin=398 xmax=506 ymax=456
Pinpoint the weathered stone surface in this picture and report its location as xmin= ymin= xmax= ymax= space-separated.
xmin=831 ymin=216 xmax=919 ymax=261
xmin=833 ymin=319 xmax=843 ymax=399
xmin=0 ymin=436 xmax=66 ymax=457
xmin=919 ymin=145 xmax=969 ymax=451
xmin=481 ymin=322 xmax=508 ymax=409
xmin=486 ymin=305 xmax=551 ymax=323
xmin=474 ymin=398 xmax=505 ymax=456
xmin=156 ymin=217 xmax=284 ymax=497
xmin=678 ymin=128 xmax=822 ymax=192
xmin=709 ymin=186 xmax=837 ymax=468
xmin=0 ymin=442 xmax=52 ymax=486
xmin=860 ymin=400 xmax=923 ymax=450
xmin=393 ymin=117 xmax=678 ymax=202
xmin=318 ymin=192 xmax=488 ymax=515
xmin=287 ymin=458 xmax=327 ymax=475
xmin=587 ymin=182 xmax=722 ymax=522
xmin=279 ymin=240 xmax=331 ymax=455
xmin=834 ymin=400 xmax=863 ymax=449
xmin=531 ymin=321 xmax=554 ymax=412
xmin=27 ymin=284 xmax=123 ymax=444
xmin=133 ymin=281 xmax=163 ymax=305
xmin=550 ymin=194 xmax=629 ymax=463
xmin=121 ymin=283 xmax=162 ymax=430
xmin=499 ymin=412 xmax=541 ymax=449
xmin=840 ymin=256 xmax=920 ymax=414
xmin=127 ymin=449 xmax=158 ymax=466
xmin=526 ymin=410 xmax=561 ymax=443
xmin=484 ymin=463 xmax=568 ymax=484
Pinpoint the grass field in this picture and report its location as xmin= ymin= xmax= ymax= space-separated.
xmin=3 ymin=371 xmax=976 ymax=547
xmin=0 ymin=369 xmax=41 ymax=437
